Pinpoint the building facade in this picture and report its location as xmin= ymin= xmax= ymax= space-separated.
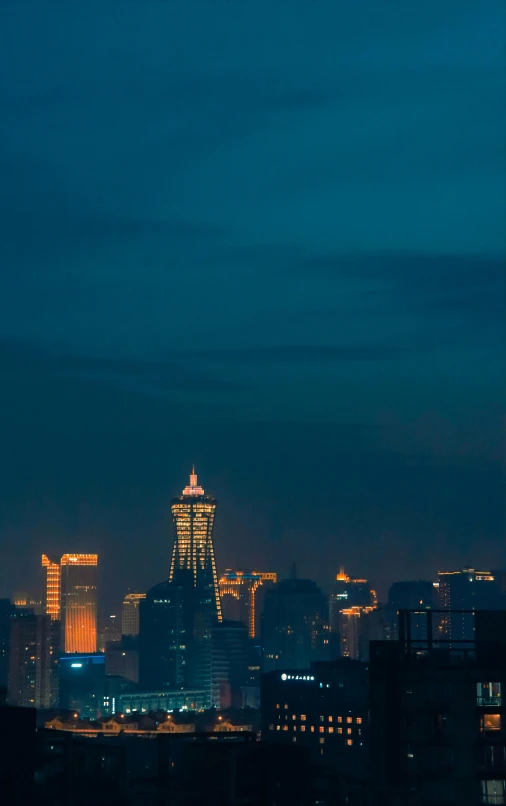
xmin=262 ymin=578 xmax=330 ymax=672
xmin=41 ymin=553 xmax=98 ymax=654
xmin=370 ymin=609 xmax=506 ymax=805
xmin=329 ymin=568 xmax=376 ymax=637
xmin=437 ymin=568 xmax=501 ymax=644
xmin=169 ymin=468 xmax=221 ymax=622
xmin=0 ymin=599 xmax=13 ymax=692
xmin=339 ymin=605 xmax=375 ymax=660
xmin=105 ymin=640 xmax=139 ymax=684
xmin=8 ymin=610 xmax=54 ymax=708
xmin=168 ymin=469 xmax=223 ymax=705
xmin=219 ymin=570 xmax=277 ymax=639
xmin=120 ymin=688 xmax=208 ymax=714
xmin=121 ymin=592 xmax=146 ymax=637
xmin=211 ymin=620 xmax=249 ymax=708
xmin=262 ymin=659 xmax=369 ymax=778
xmin=58 ymin=653 xmax=105 ymax=719
xmin=139 ymin=578 xmax=194 ymax=691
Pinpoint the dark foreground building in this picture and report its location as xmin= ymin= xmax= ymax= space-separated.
xmin=370 ymin=609 xmax=506 ymax=806
xmin=35 ymin=727 xmax=310 ymax=806
xmin=0 ymin=698 xmax=36 ymax=805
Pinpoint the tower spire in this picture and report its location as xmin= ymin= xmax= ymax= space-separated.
xmin=190 ymin=465 xmax=197 ymax=487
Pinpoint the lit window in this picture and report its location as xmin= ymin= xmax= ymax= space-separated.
xmin=320 ymin=716 xmax=325 ymax=722
xmin=292 ymin=715 xmax=296 ymax=721
xmin=347 ymin=728 xmax=352 ymax=735
xmin=347 ymin=739 xmax=353 ymax=746
xmin=478 ymin=682 xmax=502 ymax=706
xmin=482 ymin=714 xmax=501 ymax=733
xmin=328 ymin=716 xmax=333 ymax=723
xmin=300 ymin=726 xmax=306 ymax=732
xmin=311 ymin=726 xmax=315 ymax=733
xmin=276 ymin=726 xmax=280 ymax=731
xmin=319 ymin=726 xmax=325 ymax=734
xmin=269 ymin=724 xmax=274 ymax=731
xmin=329 ymin=727 xmax=334 ymax=734
xmin=337 ymin=716 xmax=342 ymax=723
xmin=356 ymin=717 xmax=363 ymax=724
xmin=320 ymin=738 xmax=325 ymax=744
xmin=293 ymin=726 xmax=297 ymax=731
xmin=481 ymin=780 xmax=505 ymax=804
xmin=276 ymin=704 xmax=280 ymax=709
xmin=284 ymin=704 xmax=288 ymax=710
xmin=338 ymin=728 xmax=343 ymax=734
xmin=282 ymin=725 xmax=288 ymax=731
xmin=293 ymin=737 xmax=297 ymax=743
xmin=357 ymin=729 xmax=362 ymax=736
xmin=347 ymin=717 xmax=352 ymax=723
xmin=300 ymin=715 xmax=306 ymax=721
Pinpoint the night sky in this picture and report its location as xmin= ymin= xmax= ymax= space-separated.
xmin=1 ymin=0 xmax=504 ymax=610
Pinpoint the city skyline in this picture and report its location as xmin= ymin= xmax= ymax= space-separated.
xmin=1 ymin=0 xmax=504 ymax=611
xmin=1 ymin=1 xmax=504 ymax=801
xmin=4 ymin=466 xmax=506 ymax=611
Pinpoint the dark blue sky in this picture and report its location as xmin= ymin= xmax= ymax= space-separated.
xmin=1 ymin=0 xmax=504 ymax=609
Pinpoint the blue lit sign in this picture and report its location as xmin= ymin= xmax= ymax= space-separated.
xmin=71 ymin=663 xmax=83 ymax=668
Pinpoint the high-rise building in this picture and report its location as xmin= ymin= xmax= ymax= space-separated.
xmin=42 ymin=554 xmax=98 ymax=654
xmin=58 ymin=653 xmax=105 ymax=719
xmin=329 ymin=568 xmax=376 ymax=636
xmin=211 ymin=620 xmax=249 ymax=708
xmin=169 ymin=469 xmax=222 ymax=705
xmin=358 ymin=606 xmax=396 ymax=661
xmin=262 ymin=578 xmax=330 ymax=672
xmin=169 ymin=468 xmax=221 ymax=620
xmin=0 ymin=599 xmax=13 ymax=692
xmin=97 ymin=614 xmax=121 ymax=653
xmin=121 ymin=592 xmax=146 ymax=637
xmin=437 ymin=567 xmax=500 ymax=643
xmin=139 ymin=578 xmax=194 ymax=691
xmin=105 ymin=638 xmax=139 ymax=684
xmin=370 ymin=609 xmax=506 ymax=806
xmin=219 ymin=570 xmax=277 ymax=638
xmin=386 ymin=579 xmax=438 ymax=643
xmin=8 ymin=610 xmax=54 ymax=708
xmin=41 ymin=555 xmax=61 ymax=620
xmin=338 ymin=606 xmax=375 ymax=660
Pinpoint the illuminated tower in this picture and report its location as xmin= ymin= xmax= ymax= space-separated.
xmin=41 ymin=554 xmax=98 ymax=654
xmin=169 ymin=468 xmax=221 ymax=621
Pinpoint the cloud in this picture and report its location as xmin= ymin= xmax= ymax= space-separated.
xmin=181 ymin=344 xmax=409 ymax=364
xmin=0 ymin=338 xmax=242 ymax=394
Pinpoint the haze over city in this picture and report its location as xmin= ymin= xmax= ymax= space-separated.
xmin=1 ymin=0 xmax=504 ymax=610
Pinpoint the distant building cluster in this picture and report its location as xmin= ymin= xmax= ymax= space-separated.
xmin=2 ymin=470 xmax=506 ymax=805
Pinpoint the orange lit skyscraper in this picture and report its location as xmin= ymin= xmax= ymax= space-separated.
xmin=41 ymin=554 xmax=98 ymax=653
xmin=41 ymin=555 xmax=61 ymax=620
xmin=219 ymin=570 xmax=277 ymax=638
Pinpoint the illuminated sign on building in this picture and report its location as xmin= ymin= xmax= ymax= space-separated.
xmin=280 ymin=673 xmax=315 ymax=682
